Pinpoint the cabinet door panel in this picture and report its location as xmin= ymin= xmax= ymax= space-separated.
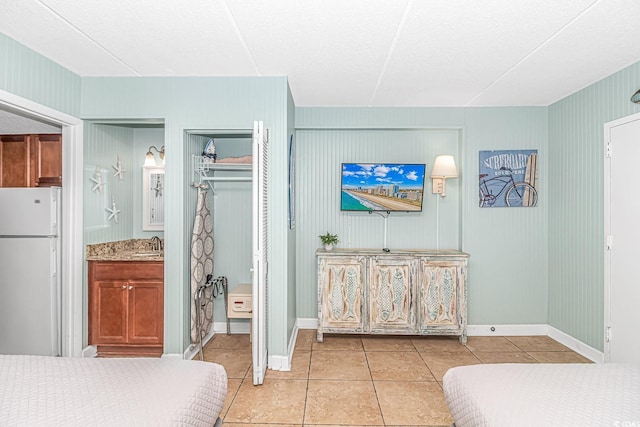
xmin=369 ymin=257 xmax=415 ymax=332
xmin=318 ymin=256 xmax=365 ymax=332
xmin=33 ymin=134 xmax=62 ymax=186
xmin=128 ymin=281 xmax=164 ymax=345
xmin=93 ymin=281 xmax=128 ymax=344
xmin=0 ymin=135 xmax=29 ymax=187
xmin=419 ymin=261 xmax=459 ymax=331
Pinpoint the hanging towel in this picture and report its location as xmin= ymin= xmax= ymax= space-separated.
xmin=190 ymin=188 xmax=215 ymax=344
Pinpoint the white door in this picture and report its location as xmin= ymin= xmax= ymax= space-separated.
xmin=252 ymin=121 xmax=268 ymax=384
xmin=604 ymin=112 xmax=640 ymax=363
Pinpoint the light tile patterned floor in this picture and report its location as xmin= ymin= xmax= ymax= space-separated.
xmin=203 ymin=331 xmax=591 ymax=426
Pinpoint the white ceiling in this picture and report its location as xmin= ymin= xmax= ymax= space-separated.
xmin=1 ymin=0 xmax=639 ymax=107
xmin=0 ymin=107 xmax=61 ymax=134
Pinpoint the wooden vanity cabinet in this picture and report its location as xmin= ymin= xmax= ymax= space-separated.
xmin=88 ymin=261 xmax=164 ymax=357
xmin=0 ymin=134 xmax=62 ymax=187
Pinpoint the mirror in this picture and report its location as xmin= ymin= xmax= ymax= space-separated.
xmin=143 ymin=166 xmax=164 ymax=230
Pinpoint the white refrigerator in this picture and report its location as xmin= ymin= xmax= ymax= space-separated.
xmin=0 ymin=187 xmax=61 ymax=356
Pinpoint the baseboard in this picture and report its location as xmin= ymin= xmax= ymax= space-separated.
xmin=82 ymin=345 xmax=97 ymax=358
xmin=268 ymin=321 xmax=299 ymax=371
xmin=212 ymin=320 xmax=251 ymax=334
xmin=467 ymin=324 xmax=549 ymax=336
xmin=548 ymin=325 xmax=604 ymax=363
xmin=183 ymin=326 xmax=217 ymax=360
xmin=296 ymin=318 xmax=318 ymax=329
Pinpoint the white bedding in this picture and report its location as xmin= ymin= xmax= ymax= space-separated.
xmin=443 ymin=363 xmax=640 ymax=427
xmin=0 ymin=355 xmax=227 ymax=426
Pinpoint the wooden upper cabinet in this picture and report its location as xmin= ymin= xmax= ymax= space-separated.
xmin=0 ymin=135 xmax=29 ymax=187
xmin=0 ymin=134 xmax=62 ymax=187
xmin=33 ymin=134 xmax=62 ymax=187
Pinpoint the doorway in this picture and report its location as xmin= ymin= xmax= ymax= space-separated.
xmin=0 ymin=89 xmax=84 ymax=357
xmin=604 ymin=111 xmax=640 ymax=363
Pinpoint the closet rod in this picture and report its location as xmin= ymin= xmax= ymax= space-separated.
xmin=201 ymin=176 xmax=252 ymax=182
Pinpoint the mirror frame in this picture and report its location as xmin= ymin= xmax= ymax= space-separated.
xmin=143 ymin=165 xmax=164 ymax=230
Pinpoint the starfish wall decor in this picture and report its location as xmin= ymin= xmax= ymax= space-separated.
xmin=112 ymin=155 xmax=125 ymax=180
xmin=105 ymin=197 xmax=121 ymax=223
xmin=90 ymin=165 xmax=105 ymax=193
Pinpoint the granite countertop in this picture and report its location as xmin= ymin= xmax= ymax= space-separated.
xmin=86 ymin=239 xmax=164 ymax=261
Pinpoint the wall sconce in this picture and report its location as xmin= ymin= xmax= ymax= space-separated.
xmin=632 ymin=89 xmax=640 ymax=104
xmin=430 ymin=155 xmax=458 ymax=197
xmin=144 ymin=145 xmax=165 ymax=166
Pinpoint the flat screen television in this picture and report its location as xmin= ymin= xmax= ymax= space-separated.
xmin=341 ymin=163 xmax=426 ymax=212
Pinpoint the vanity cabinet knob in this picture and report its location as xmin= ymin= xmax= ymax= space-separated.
xmin=128 ymin=285 xmax=133 ymax=290
xmin=121 ymin=285 xmax=126 ymax=289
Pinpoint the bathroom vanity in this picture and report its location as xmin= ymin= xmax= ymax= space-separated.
xmin=87 ymin=239 xmax=164 ymax=357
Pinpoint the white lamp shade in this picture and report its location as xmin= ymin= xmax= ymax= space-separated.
xmin=144 ymin=152 xmax=156 ymax=166
xmin=431 ymin=155 xmax=458 ymax=178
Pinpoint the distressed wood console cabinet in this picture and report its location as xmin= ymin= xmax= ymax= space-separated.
xmin=317 ymin=249 xmax=469 ymax=343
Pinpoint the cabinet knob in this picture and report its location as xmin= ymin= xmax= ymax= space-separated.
xmin=121 ymin=285 xmax=126 ymax=289
xmin=128 ymin=285 xmax=133 ymax=290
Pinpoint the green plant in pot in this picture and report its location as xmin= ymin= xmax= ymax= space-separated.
xmin=319 ymin=232 xmax=339 ymax=250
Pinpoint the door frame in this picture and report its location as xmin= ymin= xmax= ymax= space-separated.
xmin=0 ymin=89 xmax=84 ymax=357
xmin=603 ymin=110 xmax=640 ymax=362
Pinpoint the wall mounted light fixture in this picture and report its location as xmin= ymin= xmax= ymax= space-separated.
xmin=631 ymin=89 xmax=640 ymax=104
xmin=144 ymin=145 xmax=165 ymax=166
xmin=430 ymin=155 xmax=458 ymax=197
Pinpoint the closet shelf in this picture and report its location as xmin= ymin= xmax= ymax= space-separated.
xmin=192 ymin=154 xmax=252 ymax=185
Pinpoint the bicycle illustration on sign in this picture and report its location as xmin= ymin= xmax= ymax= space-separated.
xmin=479 ymin=150 xmax=539 ymax=208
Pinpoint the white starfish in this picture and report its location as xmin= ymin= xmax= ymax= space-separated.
xmin=153 ymin=175 xmax=163 ymax=197
xmin=90 ymin=166 xmax=104 ymax=192
xmin=105 ymin=197 xmax=120 ymax=223
xmin=112 ymin=155 xmax=125 ymax=180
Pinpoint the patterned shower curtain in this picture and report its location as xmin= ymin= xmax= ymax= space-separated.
xmin=190 ymin=188 xmax=215 ymax=344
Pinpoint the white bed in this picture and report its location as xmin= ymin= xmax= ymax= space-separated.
xmin=443 ymin=363 xmax=640 ymax=427
xmin=0 ymin=355 xmax=227 ymax=426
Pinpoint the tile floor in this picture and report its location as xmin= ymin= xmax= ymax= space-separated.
xmin=203 ymin=331 xmax=591 ymax=426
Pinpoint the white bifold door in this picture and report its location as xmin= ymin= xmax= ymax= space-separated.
xmin=605 ymin=112 xmax=640 ymax=363
xmin=252 ymin=121 xmax=268 ymax=384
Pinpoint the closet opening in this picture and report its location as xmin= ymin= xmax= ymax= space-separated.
xmin=186 ymin=123 xmax=268 ymax=385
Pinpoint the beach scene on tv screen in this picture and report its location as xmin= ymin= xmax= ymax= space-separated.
xmin=341 ymin=163 xmax=425 ymax=211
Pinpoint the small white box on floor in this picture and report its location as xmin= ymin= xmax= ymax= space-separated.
xmin=227 ymin=283 xmax=252 ymax=319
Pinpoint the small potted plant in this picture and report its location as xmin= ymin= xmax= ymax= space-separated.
xmin=319 ymin=232 xmax=339 ymax=251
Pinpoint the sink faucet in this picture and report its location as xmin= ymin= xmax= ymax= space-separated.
xmin=150 ymin=236 xmax=163 ymax=251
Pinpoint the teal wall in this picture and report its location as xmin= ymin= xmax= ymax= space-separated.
xmin=83 ymin=123 xmax=135 ymax=245
xmin=0 ymin=33 xmax=80 ymax=116
xmin=295 ymin=107 xmax=549 ymax=326
xmin=548 ymin=61 xmax=640 ymax=351
xmin=80 ymin=76 xmax=292 ymax=356
xmin=84 ymin=124 xmax=165 ymax=244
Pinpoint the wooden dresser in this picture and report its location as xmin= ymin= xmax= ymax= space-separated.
xmin=317 ymin=249 xmax=469 ymax=343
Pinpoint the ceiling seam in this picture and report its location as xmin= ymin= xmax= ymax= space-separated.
xmin=220 ymin=0 xmax=261 ymax=76
xmin=465 ymin=0 xmax=602 ymax=106
xmin=367 ymin=0 xmax=414 ymax=107
xmin=36 ymin=0 xmax=141 ymax=76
